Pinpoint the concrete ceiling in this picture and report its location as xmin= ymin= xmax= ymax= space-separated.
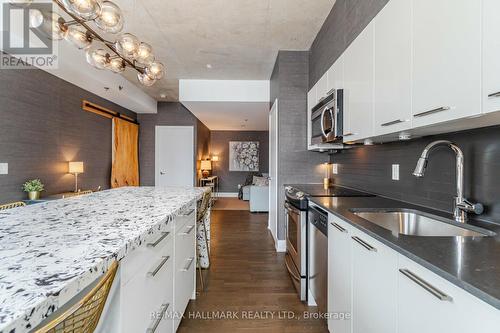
xmin=117 ymin=0 xmax=336 ymax=101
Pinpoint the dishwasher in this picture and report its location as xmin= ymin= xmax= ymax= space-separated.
xmin=308 ymin=203 xmax=328 ymax=315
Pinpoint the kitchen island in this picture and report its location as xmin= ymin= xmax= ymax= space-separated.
xmin=0 ymin=186 xmax=205 ymax=333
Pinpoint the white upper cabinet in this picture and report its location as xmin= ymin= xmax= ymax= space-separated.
xmin=316 ymin=72 xmax=329 ymax=104
xmin=343 ymin=23 xmax=374 ymax=142
xmin=483 ymin=0 xmax=500 ymax=114
xmin=307 ymin=84 xmax=317 ymax=148
xmin=411 ymin=0 xmax=481 ymax=127
xmin=374 ymin=0 xmax=412 ymax=136
xmin=327 ymin=55 xmax=344 ymax=92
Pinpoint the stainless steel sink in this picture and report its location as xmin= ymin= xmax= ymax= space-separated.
xmin=351 ymin=209 xmax=495 ymax=237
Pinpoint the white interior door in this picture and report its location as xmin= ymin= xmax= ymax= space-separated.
xmin=268 ymin=100 xmax=278 ymax=244
xmin=155 ymin=126 xmax=194 ymax=187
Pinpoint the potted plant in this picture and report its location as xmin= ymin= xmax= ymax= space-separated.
xmin=22 ymin=179 xmax=45 ymax=200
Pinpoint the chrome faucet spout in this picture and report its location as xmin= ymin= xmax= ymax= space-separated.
xmin=412 ymin=140 xmax=482 ymax=223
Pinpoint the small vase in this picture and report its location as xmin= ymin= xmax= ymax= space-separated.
xmin=28 ymin=191 xmax=40 ymax=200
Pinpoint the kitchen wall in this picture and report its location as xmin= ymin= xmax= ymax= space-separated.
xmin=210 ymin=130 xmax=269 ymax=193
xmin=137 ymin=102 xmax=210 ymax=186
xmin=0 ymin=65 xmax=137 ymax=204
xmin=311 ymin=0 xmax=500 ymax=224
xmin=271 ymin=51 xmax=330 ymax=240
xmin=309 ymin=0 xmax=389 ymax=88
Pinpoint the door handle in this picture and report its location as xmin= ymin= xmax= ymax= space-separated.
xmin=351 ymin=236 xmax=377 ymax=252
xmin=147 ymin=256 xmax=170 ymax=277
xmin=413 ymin=106 xmax=451 ymax=118
xmin=399 ymin=268 xmax=453 ymax=302
xmin=381 ymin=119 xmax=409 ymax=127
xmin=331 ymin=222 xmax=347 ymax=233
xmin=320 ymin=106 xmax=328 ymax=138
xmin=147 ymin=232 xmax=170 ymax=248
xmin=160 ymin=171 xmax=166 ymax=175
xmin=147 ymin=303 xmax=170 ymax=333
xmin=181 ymin=257 xmax=195 ymax=271
xmin=179 ymin=225 xmax=195 ymax=235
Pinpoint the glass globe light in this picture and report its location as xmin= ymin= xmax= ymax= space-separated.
xmin=107 ymin=58 xmax=126 ymax=73
xmin=65 ymin=25 xmax=92 ymax=49
xmin=135 ymin=42 xmax=154 ymax=65
xmin=95 ymin=1 xmax=123 ymax=34
xmin=62 ymin=0 xmax=102 ymax=20
xmin=138 ymin=72 xmax=156 ymax=86
xmin=35 ymin=12 xmax=67 ymax=40
xmin=115 ymin=33 xmax=140 ymax=57
xmin=86 ymin=48 xmax=108 ymax=69
xmin=145 ymin=61 xmax=165 ymax=80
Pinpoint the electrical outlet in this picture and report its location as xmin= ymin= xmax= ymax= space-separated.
xmin=0 ymin=163 xmax=8 ymax=175
xmin=332 ymin=164 xmax=338 ymax=175
xmin=392 ymin=164 xmax=399 ymax=181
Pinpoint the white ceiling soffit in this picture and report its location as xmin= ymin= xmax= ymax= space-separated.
xmin=179 ymin=80 xmax=270 ymax=102
xmin=46 ymin=43 xmax=158 ymax=114
xmin=182 ymin=101 xmax=269 ymax=131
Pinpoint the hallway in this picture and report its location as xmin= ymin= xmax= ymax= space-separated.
xmin=179 ymin=210 xmax=328 ymax=333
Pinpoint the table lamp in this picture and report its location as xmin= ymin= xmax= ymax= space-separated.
xmin=200 ymin=160 xmax=212 ymax=178
xmin=68 ymin=161 xmax=84 ymax=192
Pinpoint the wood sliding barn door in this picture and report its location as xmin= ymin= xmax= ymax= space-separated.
xmin=112 ymin=117 xmax=139 ymax=188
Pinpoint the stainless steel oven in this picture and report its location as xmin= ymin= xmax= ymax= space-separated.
xmin=310 ymin=89 xmax=344 ymax=145
xmin=284 ymin=199 xmax=308 ymax=301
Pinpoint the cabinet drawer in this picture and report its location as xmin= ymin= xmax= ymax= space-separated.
xmin=175 ymin=205 xmax=196 ymax=230
xmin=121 ymin=227 xmax=173 ymax=285
xmin=121 ymin=238 xmax=174 ymax=333
xmin=174 ymin=254 xmax=196 ymax=331
xmin=398 ymin=255 xmax=500 ymax=333
xmin=175 ymin=221 xmax=196 ymax=260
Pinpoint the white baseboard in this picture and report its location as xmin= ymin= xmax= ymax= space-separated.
xmin=218 ymin=192 xmax=238 ymax=198
xmin=275 ymin=240 xmax=286 ymax=252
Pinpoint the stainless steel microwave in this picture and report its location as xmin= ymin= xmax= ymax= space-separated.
xmin=310 ymin=89 xmax=343 ymax=146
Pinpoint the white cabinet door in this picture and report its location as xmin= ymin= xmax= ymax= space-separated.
xmin=483 ymin=0 xmax=500 ymax=114
xmin=307 ymin=86 xmax=317 ymax=149
xmin=351 ymin=230 xmax=397 ymax=333
xmin=328 ymin=215 xmax=352 ymax=333
xmin=398 ymin=255 xmax=500 ymax=333
xmin=327 ymin=56 xmax=344 ymax=92
xmin=316 ymin=72 xmax=329 ymax=104
xmin=374 ymin=0 xmax=412 ymax=136
xmin=412 ymin=0 xmax=481 ymax=127
xmin=343 ymin=23 xmax=374 ymax=142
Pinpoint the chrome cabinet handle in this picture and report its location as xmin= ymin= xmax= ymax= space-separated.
xmin=179 ymin=225 xmax=195 ymax=236
xmin=147 ymin=232 xmax=170 ymax=248
xmin=181 ymin=257 xmax=195 ymax=272
xmin=351 ymin=236 xmax=377 ymax=252
xmin=381 ymin=119 xmax=408 ymax=127
xmin=147 ymin=303 xmax=170 ymax=333
xmin=182 ymin=208 xmax=195 ymax=217
xmin=147 ymin=256 xmax=170 ymax=277
xmin=414 ymin=106 xmax=451 ymax=118
xmin=399 ymin=268 xmax=453 ymax=302
xmin=331 ymin=222 xmax=347 ymax=233
xmin=327 ymin=88 xmax=335 ymax=96
xmin=160 ymin=171 xmax=166 ymax=175
xmin=488 ymin=91 xmax=500 ymax=98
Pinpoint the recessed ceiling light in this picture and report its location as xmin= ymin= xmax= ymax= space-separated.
xmin=206 ymin=64 xmax=212 ymax=69
xmin=160 ymin=93 xmax=167 ymax=98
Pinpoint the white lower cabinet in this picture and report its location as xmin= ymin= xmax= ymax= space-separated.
xmin=351 ymin=228 xmax=398 ymax=333
xmin=398 ymin=255 xmax=500 ymax=333
xmin=327 ymin=212 xmax=500 ymax=333
xmin=119 ymin=205 xmax=197 ymax=333
xmin=328 ymin=215 xmax=353 ymax=333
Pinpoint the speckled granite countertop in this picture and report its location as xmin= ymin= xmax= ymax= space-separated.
xmin=307 ymin=194 xmax=500 ymax=310
xmin=0 ymin=186 xmax=205 ymax=333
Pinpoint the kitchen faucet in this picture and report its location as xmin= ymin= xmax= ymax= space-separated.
xmin=413 ymin=140 xmax=483 ymax=223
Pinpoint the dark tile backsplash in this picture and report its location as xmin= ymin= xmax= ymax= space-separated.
xmin=329 ymin=126 xmax=500 ymax=224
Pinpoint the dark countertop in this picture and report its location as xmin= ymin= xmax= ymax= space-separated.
xmin=307 ymin=194 xmax=500 ymax=310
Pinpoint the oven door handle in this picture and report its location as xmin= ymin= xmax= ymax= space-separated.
xmin=284 ymin=254 xmax=301 ymax=282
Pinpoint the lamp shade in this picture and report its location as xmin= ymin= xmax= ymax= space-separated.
xmin=69 ymin=161 xmax=84 ymax=174
xmin=200 ymin=160 xmax=212 ymax=171
xmin=211 ymin=155 xmax=219 ymax=162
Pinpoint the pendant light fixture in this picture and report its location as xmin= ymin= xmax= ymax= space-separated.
xmin=15 ymin=0 xmax=166 ymax=86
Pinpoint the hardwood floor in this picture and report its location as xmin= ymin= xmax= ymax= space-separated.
xmin=178 ymin=210 xmax=328 ymax=333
